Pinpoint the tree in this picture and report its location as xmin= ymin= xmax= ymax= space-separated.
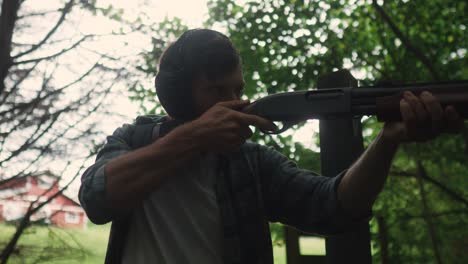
xmin=0 ymin=0 xmax=139 ymax=261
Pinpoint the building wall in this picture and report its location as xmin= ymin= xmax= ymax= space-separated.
xmin=0 ymin=204 xmax=3 ymax=222
xmin=25 ymin=177 xmax=59 ymax=197
xmin=50 ymin=210 xmax=87 ymax=228
xmin=0 ymin=175 xmax=87 ymax=229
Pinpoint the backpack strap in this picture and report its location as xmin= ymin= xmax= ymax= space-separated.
xmin=105 ymin=117 xmax=183 ymax=264
xmin=131 ymin=117 xmax=184 ymax=148
xmin=105 ymin=216 xmax=131 ymax=264
xmin=158 ymin=119 xmax=185 ymax=138
xmin=130 ymin=123 xmax=156 ymax=149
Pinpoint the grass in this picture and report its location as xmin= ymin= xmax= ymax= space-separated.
xmin=0 ymin=223 xmax=325 ymax=263
xmin=299 ymin=236 xmax=326 ymax=255
xmin=0 ymin=223 xmax=110 ymax=264
xmin=274 ymin=236 xmax=326 ymax=263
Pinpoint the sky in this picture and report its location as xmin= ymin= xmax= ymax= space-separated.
xmin=97 ymin=0 xmax=211 ymax=28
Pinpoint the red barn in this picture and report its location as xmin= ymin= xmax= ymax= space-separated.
xmin=0 ymin=171 xmax=87 ymax=229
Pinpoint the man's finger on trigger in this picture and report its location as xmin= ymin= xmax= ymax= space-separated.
xmin=240 ymin=113 xmax=277 ymax=131
xmin=252 ymin=117 xmax=278 ymax=131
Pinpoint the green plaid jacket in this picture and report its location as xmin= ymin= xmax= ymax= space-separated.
xmin=79 ymin=115 xmax=362 ymax=264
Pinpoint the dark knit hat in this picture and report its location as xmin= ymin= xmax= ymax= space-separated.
xmin=155 ymin=29 xmax=241 ymax=120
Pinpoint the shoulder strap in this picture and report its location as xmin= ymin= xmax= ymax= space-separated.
xmin=130 ymin=123 xmax=156 ymax=149
xmin=105 ymin=117 xmax=184 ymax=264
xmin=129 ymin=118 xmax=185 ymax=149
xmin=105 ymin=216 xmax=131 ymax=264
xmin=158 ymin=119 xmax=185 ymax=138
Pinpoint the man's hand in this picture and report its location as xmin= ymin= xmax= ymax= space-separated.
xmin=382 ymin=91 xmax=464 ymax=142
xmin=339 ymin=91 xmax=464 ymax=217
xmin=190 ymin=100 xmax=277 ymax=152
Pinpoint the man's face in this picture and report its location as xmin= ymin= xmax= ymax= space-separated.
xmin=192 ymin=65 xmax=245 ymax=115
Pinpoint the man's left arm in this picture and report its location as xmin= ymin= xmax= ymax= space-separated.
xmin=338 ymin=91 xmax=464 ymax=218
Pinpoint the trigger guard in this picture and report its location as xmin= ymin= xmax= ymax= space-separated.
xmin=260 ymin=120 xmax=301 ymax=134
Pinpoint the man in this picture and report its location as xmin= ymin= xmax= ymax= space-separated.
xmin=79 ymin=29 xmax=463 ymax=263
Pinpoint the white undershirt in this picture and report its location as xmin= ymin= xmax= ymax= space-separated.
xmin=122 ymin=153 xmax=223 ymax=264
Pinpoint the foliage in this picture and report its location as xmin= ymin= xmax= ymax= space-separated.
xmin=204 ymin=0 xmax=468 ymax=263
xmin=128 ymin=17 xmax=188 ymax=115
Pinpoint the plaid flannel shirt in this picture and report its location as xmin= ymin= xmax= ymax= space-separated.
xmin=79 ymin=115 xmax=363 ymax=264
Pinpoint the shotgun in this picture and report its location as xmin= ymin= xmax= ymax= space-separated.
xmin=242 ymin=80 xmax=468 ymax=134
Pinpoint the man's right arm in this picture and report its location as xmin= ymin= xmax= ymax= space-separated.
xmin=79 ymin=100 xmax=275 ymax=224
xmin=104 ymin=122 xmax=204 ymax=209
xmin=79 ymin=121 xmax=205 ymax=224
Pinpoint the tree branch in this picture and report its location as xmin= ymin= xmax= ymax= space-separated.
xmin=386 ymin=209 xmax=468 ymax=229
xmin=16 ymin=9 xmax=60 ymax=20
xmin=0 ymin=68 xmax=117 ymax=168
xmin=0 ymin=61 xmax=99 ymax=119
xmin=400 ymin=210 xmax=468 ymax=220
xmin=13 ymin=35 xmax=90 ymax=65
xmin=372 ymin=0 xmax=440 ymax=80
xmin=390 ymin=169 xmax=468 ymax=207
xmin=416 ymin=161 xmax=442 ymax=264
xmin=0 ymin=62 xmax=38 ymax=107
xmin=0 ymin=67 xmax=56 ymax=142
xmin=13 ymin=0 xmax=75 ymax=59
xmin=0 ymin=111 xmax=63 ymax=165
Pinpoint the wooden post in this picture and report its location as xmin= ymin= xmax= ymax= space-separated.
xmin=318 ymin=70 xmax=372 ymax=264
xmin=284 ymin=70 xmax=372 ymax=264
